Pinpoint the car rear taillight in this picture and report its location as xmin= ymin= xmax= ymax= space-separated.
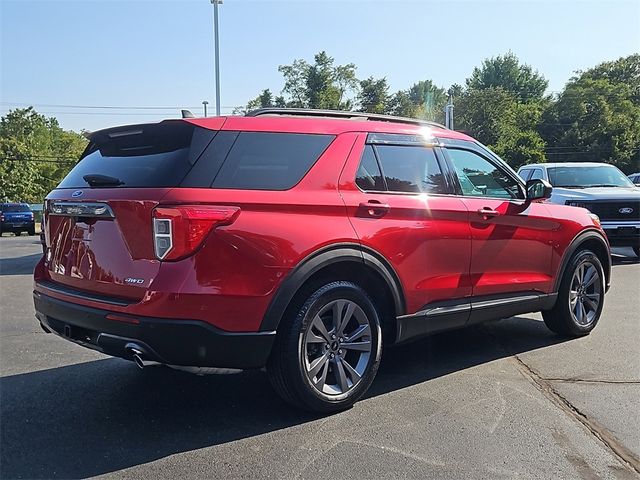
xmin=152 ymin=205 xmax=240 ymax=261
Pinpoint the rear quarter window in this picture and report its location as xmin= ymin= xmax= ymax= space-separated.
xmin=211 ymin=132 xmax=334 ymax=190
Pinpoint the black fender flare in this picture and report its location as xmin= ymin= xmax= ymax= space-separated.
xmin=259 ymin=243 xmax=406 ymax=332
xmin=553 ymin=228 xmax=611 ymax=293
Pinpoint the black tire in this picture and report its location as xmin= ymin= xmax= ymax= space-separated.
xmin=28 ymin=227 xmax=36 ymax=236
xmin=268 ymin=281 xmax=382 ymax=413
xmin=633 ymin=246 xmax=640 ymax=258
xmin=13 ymin=231 xmax=20 ymax=236
xmin=542 ymin=249 xmax=605 ymax=336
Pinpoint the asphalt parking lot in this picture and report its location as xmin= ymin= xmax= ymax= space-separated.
xmin=0 ymin=234 xmax=638 ymax=480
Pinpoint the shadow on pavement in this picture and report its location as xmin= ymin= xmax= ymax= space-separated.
xmin=0 ymin=316 xmax=567 ymax=479
xmin=0 ymin=253 xmax=42 ymax=276
xmin=611 ymin=254 xmax=639 ymax=266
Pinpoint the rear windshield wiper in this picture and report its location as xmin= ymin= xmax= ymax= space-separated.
xmin=82 ymin=174 xmax=124 ymax=187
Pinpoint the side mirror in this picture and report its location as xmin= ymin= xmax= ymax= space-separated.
xmin=526 ymin=179 xmax=553 ymax=201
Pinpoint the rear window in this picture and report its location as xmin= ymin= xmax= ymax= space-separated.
xmin=1 ymin=204 xmax=31 ymax=212
xmin=59 ymin=125 xmax=334 ymax=191
xmin=58 ymin=121 xmax=213 ymax=188
xmin=211 ymin=132 xmax=334 ymax=190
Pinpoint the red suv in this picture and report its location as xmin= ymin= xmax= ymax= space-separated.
xmin=34 ymin=109 xmax=611 ymax=412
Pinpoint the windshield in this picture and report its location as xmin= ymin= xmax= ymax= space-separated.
xmin=547 ymin=165 xmax=635 ymax=188
xmin=1 ymin=204 xmax=31 ymax=212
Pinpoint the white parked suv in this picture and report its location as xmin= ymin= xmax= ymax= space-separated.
xmin=518 ymin=162 xmax=640 ymax=257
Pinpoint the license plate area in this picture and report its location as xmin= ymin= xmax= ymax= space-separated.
xmin=617 ymin=226 xmax=639 ymax=236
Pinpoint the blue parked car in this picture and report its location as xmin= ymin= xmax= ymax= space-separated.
xmin=0 ymin=203 xmax=36 ymax=236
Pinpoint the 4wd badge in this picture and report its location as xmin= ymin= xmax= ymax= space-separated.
xmin=124 ymin=277 xmax=145 ymax=285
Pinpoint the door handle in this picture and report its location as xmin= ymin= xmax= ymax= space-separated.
xmin=477 ymin=207 xmax=500 ymax=219
xmin=359 ymin=201 xmax=390 ymax=218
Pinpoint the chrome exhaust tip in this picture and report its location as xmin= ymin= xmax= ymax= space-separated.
xmin=126 ymin=344 xmax=161 ymax=369
xmin=133 ymin=353 xmax=145 ymax=370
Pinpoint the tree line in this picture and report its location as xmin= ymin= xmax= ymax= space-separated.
xmin=0 ymin=108 xmax=87 ymax=204
xmin=1 ymin=52 xmax=638 ymax=203
xmin=241 ymin=52 xmax=640 ymax=173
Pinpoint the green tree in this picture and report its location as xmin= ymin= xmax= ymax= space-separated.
xmin=493 ymin=102 xmax=547 ymax=169
xmin=388 ymin=90 xmax=416 ymax=118
xmin=275 ymin=51 xmax=358 ymax=110
xmin=579 ymin=54 xmax=640 ymax=103
xmin=541 ymin=76 xmax=640 ymax=172
xmin=389 ymin=80 xmax=448 ymax=123
xmin=407 ymin=80 xmax=448 ymax=122
xmin=455 ymin=87 xmax=516 ymax=145
xmin=357 ymin=77 xmax=391 ymax=114
xmin=455 ymin=87 xmax=547 ymax=169
xmin=241 ymin=52 xmax=358 ymax=112
xmin=278 ymin=58 xmax=310 ymax=108
xmin=466 ymin=52 xmax=548 ymax=102
xmin=0 ymin=107 xmax=87 ymax=202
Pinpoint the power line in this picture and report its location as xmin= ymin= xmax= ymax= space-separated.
xmin=0 ymin=102 xmax=242 ymax=110
xmin=0 ymin=157 xmax=77 ymax=163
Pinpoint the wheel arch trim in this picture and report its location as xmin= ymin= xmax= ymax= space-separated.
xmin=554 ymin=228 xmax=611 ymax=293
xmin=259 ymin=243 xmax=406 ymax=332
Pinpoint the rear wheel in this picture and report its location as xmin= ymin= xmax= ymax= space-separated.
xmin=543 ymin=250 xmax=604 ymax=336
xmin=28 ymin=227 xmax=36 ymax=236
xmin=13 ymin=231 xmax=20 ymax=236
xmin=268 ymin=281 xmax=382 ymax=413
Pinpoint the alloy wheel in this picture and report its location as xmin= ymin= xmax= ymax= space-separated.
xmin=569 ymin=260 xmax=601 ymax=327
xmin=303 ymin=299 xmax=372 ymax=396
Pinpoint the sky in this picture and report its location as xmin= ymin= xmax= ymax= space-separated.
xmin=1 ymin=0 xmax=639 ymax=132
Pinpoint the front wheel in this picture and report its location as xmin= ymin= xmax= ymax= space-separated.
xmin=268 ymin=281 xmax=382 ymax=413
xmin=543 ymin=250 xmax=605 ymax=336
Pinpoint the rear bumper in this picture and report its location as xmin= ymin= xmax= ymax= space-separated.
xmin=1 ymin=220 xmax=34 ymax=230
xmin=33 ymin=290 xmax=276 ymax=369
xmin=602 ymin=223 xmax=640 ymax=247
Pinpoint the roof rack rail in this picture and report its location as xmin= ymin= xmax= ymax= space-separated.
xmin=245 ymin=108 xmax=447 ymax=129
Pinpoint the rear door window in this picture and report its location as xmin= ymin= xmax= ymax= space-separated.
xmin=211 ymin=132 xmax=334 ymax=190
xmin=373 ymin=144 xmax=449 ymax=194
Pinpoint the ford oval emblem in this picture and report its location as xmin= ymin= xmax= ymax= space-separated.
xmin=619 ymin=207 xmax=633 ymax=214
xmin=71 ymin=190 xmax=83 ymax=198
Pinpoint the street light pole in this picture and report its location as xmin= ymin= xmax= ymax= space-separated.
xmin=211 ymin=0 xmax=222 ymax=116
xmin=202 ymin=100 xmax=209 ymax=117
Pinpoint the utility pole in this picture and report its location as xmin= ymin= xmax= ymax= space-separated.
xmin=445 ymin=89 xmax=454 ymax=130
xmin=211 ymin=0 xmax=223 ymax=116
xmin=202 ymin=100 xmax=209 ymax=117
